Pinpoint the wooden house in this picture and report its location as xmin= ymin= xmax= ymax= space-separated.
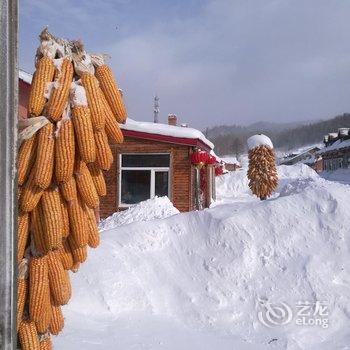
xmin=319 ymin=128 xmax=350 ymax=171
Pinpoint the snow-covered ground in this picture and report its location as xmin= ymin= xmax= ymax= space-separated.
xmin=319 ymin=168 xmax=350 ymax=185
xmin=54 ymin=164 xmax=350 ymax=350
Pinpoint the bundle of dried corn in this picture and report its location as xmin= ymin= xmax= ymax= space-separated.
xmin=247 ymin=135 xmax=278 ymax=200
xmin=17 ymin=27 xmax=127 ymax=348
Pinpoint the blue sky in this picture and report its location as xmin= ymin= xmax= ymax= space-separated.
xmin=20 ymin=0 xmax=350 ymax=128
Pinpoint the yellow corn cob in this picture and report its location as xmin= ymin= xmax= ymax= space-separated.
xmin=103 ymin=94 xmax=124 ymax=144
xmin=59 ymin=176 xmax=77 ymax=202
xmin=39 ymin=335 xmax=53 ymax=350
xmin=28 ymin=56 xmax=55 ymax=117
xmin=75 ymin=160 xmax=100 ymax=208
xmin=87 ymin=207 xmax=100 ymax=248
xmin=30 ymin=203 xmax=49 ymax=255
xmin=80 ymin=73 xmax=105 ymax=130
xmin=94 ymin=129 xmax=113 ymax=170
xmin=95 ymin=64 xmax=127 ymax=123
xmin=34 ymin=123 xmax=55 ymax=189
xmin=49 ymin=303 xmax=64 ymax=335
xmin=18 ymin=135 xmax=37 ymax=186
xmin=46 ymin=58 xmax=74 ymax=121
xmin=68 ymin=234 xmax=88 ymax=264
xmin=20 ymin=166 xmax=44 ymax=212
xmin=18 ymin=320 xmax=41 ymax=350
xmin=17 ymin=260 xmax=28 ymax=331
xmin=17 ymin=212 xmax=29 ymax=264
xmin=35 ymin=293 xmax=52 ymax=334
xmin=71 ymin=106 xmax=96 ymax=163
xmin=60 ymin=197 xmax=70 ymax=238
xmin=59 ymin=239 xmax=74 ymax=270
xmin=28 ymin=256 xmax=50 ymax=324
xmin=87 ymin=162 xmax=106 ymax=196
xmin=47 ymin=250 xmax=71 ymax=306
xmin=71 ymin=261 xmax=80 ymax=273
xmin=66 ymin=196 xmax=88 ymax=247
xmin=41 ymin=187 xmax=63 ymax=250
xmin=55 ymin=119 xmax=75 ymax=183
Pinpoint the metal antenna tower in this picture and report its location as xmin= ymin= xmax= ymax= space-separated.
xmin=154 ymin=95 xmax=160 ymax=123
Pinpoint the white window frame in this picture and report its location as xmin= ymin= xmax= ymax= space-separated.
xmin=118 ymin=153 xmax=171 ymax=208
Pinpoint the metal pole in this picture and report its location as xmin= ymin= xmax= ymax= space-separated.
xmin=0 ymin=0 xmax=18 ymax=348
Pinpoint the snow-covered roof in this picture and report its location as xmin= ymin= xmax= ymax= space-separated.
xmin=318 ymin=138 xmax=350 ymax=155
xmin=19 ymin=69 xmax=32 ymax=84
xmin=247 ymin=134 xmax=273 ymax=150
xmin=121 ymin=118 xmax=214 ymax=149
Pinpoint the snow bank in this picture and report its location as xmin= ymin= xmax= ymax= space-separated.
xmin=247 ymin=134 xmax=273 ymax=150
xmin=56 ymin=164 xmax=350 ymax=349
xmin=319 ymin=168 xmax=350 ymax=185
xmin=99 ymin=196 xmax=179 ymax=231
xmin=215 ymin=163 xmax=318 ymax=203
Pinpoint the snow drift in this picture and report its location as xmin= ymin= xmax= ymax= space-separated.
xmin=99 ymin=196 xmax=179 ymax=231
xmin=55 ymin=164 xmax=350 ymax=349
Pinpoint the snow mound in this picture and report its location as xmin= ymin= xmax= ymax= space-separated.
xmin=319 ymin=168 xmax=350 ymax=185
xmin=247 ymin=134 xmax=274 ymax=150
xmin=215 ymin=163 xmax=318 ymax=203
xmin=99 ymin=196 xmax=180 ymax=231
xmin=56 ymin=165 xmax=350 ymax=349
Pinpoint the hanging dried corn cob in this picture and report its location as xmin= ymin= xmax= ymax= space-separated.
xmin=91 ymin=54 xmax=127 ymax=123
xmin=20 ymin=166 xmax=44 ymax=212
xmin=66 ymin=195 xmax=88 ymax=247
xmin=28 ymin=256 xmax=50 ymax=325
xmin=34 ymin=122 xmax=55 ymax=189
xmin=59 ymin=176 xmax=78 ymax=202
xmin=94 ymin=129 xmax=113 ymax=170
xmin=30 ymin=203 xmax=49 ymax=255
xmin=41 ymin=187 xmax=63 ymax=250
xmin=39 ymin=334 xmax=53 ymax=350
xmin=18 ymin=134 xmax=37 ymax=186
xmin=18 ymin=320 xmax=41 ymax=350
xmin=46 ymin=58 xmax=74 ymax=121
xmin=60 ymin=197 xmax=70 ymax=238
xmin=17 ymin=212 xmax=29 ymax=264
xmin=88 ymin=162 xmax=106 ymax=197
xmin=47 ymin=250 xmax=72 ymax=306
xmin=55 ymin=117 xmax=75 ymax=183
xmin=58 ymin=239 xmax=74 ymax=270
xmin=101 ymin=91 xmax=124 ymax=144
xmin=74 ymin=159 xmax=100 ymax=208
xmin=86 ymin=207 xmax=100 ymax=248
xmin=49 ymin=302 xmax=64 ymax=335
xmin=70 ymin=83 xmax=96 ymax=163
xmin=68 ymin=234 xmax=88 ymax=264
xmin=17 ymin=259 xmax=28 ymax=331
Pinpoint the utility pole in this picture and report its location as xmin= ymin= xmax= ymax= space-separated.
xmin=0 ymin=0 xmax=18 ymax=348
xmin=153 ymin=95 xmax=159 ymax=123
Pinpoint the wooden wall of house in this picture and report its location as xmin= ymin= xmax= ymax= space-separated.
xmin=100 ymin=136 xmax=194 ymax=218
xmin=19 ymin=80 xmax=30 ymax=118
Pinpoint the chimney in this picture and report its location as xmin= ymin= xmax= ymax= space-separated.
xmin=168 ymin=114 xmax=177 ymax=126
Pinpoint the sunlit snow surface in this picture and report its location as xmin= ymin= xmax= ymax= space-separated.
xmin=55 ymin=164 xmax=350 ymax=350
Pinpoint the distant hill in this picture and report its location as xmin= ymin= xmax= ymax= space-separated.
xmin=207 ymin=114 xmax=350 ymax=156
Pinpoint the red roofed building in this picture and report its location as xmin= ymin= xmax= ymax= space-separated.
xmin=18 ymin=71 xmax=216 ymax=217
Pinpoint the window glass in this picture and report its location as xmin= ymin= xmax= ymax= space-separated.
xmin=122 ymin=154 xmax=170 ymax=168
xmin=155 ymin=171 xmax=169 ymax=197
xmin=121 ymin=170 xmax=150 ymax=204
